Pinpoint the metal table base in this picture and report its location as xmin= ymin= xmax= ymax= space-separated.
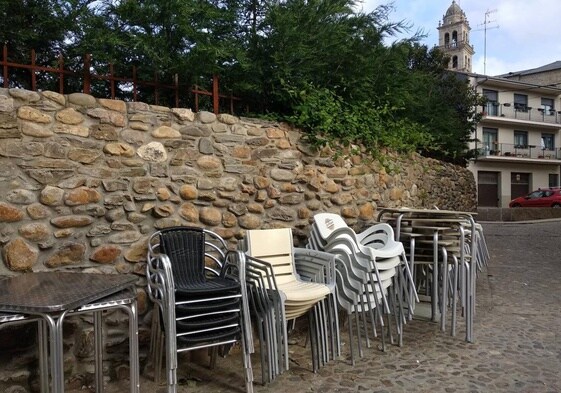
xmin=0 ymin=272 xmax=139 ymax=393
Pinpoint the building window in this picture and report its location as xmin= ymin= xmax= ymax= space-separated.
xmin=452 ymin=31 xmax=458 ymax=46
xmin=483 ymin=127 xmax=498 ymax=154
xmin=445 ymin=32 xmax=450 ymax=46
xmin=541 ymin=98 xmax=555 ymax=115
xmin=549 ymin=174 xmax=559 ymax=188
xmin=541 ymin=133 xmax=554 ymax=150
xmin=452 ymin=55 xmax=458 ymax=68
xmin=514 ymin=130 xmax=528 ymax=147
xmin=483 ymin=89 xmax=498 ymax=115
xmin=514 ymin=94 xmax=528 ymax=112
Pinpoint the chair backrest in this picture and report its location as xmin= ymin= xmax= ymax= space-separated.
xmin=356 ymin=225 xmax=394 ymax=250
xmin=246 ymin=228 xmax=296 ymax=284
xmin=155 ymin=226 xmax=207 ymax=289
xmin=313 ymin=213 xmax=349 ymax=240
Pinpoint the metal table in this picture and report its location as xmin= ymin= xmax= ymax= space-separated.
xmin=0 ymin=272 xmax=139 ymax=393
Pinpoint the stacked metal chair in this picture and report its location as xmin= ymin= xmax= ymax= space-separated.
xmin=308 ymin=213 xmax=417 ymax=362
xmin=146 ymin=226 xmax=254 ymax=393
xmin=241 ymin=227 xmax=339 ymax=376
xmin=378 ymin=208 xmax=480 ymax=342
xmin=306 ymin=228 xmax=367 ymax=364
xmin=243 ymin=254 xmax=288 ymax=384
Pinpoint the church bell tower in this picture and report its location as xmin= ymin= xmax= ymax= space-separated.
xmin=438 ymin=1 xmax=474 ymax=72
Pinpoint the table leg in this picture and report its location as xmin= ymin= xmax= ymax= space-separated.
xmin=440 ymin=246 xmax=448 ymax=332
xmin=44 ymin=312 xmax=67 ymax=393
xmin=126 ymin=301 xmax=140 ymax=393
xmin=431 ymin=231 xmax=439 ymax=322
xmin=94 ymin=311 xmax=103 ymax=393
xmin=38 ymin=319 xmax=49 ymax=393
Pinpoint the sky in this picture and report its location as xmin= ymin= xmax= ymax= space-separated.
xmin=360 ymin=0 xmax=561 ymax=76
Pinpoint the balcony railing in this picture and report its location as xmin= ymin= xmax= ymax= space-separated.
xmin=482 ymin=102 xmax=561 ymax=125
xmin=477 ymin=142 xmax=561 ymax=160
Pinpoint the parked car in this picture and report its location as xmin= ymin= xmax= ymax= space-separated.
xmin=509 ymin=187 xmax=561 ymax=207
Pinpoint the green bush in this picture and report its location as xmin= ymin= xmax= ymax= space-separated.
xmin=286 ymin=84 xmax=433 ymax=156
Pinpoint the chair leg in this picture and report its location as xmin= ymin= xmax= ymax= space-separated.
xmin=354 ymin=308 xmax=363 ymax=358
xmin=240 ymin=324 xmax=254 ymax=393
xmin=440 ymin=247 xmax=449 ymax=333
xmin=347 ymin=313 xmax=356 ymax=366
xmin=309 ymin=311 xmax=319 ymax=373
xmin=451 ymin=255 xmax=459 ymax=337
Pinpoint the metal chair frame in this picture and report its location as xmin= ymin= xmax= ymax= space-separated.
xmin=146 ymin=226 xmax=253 ymax=393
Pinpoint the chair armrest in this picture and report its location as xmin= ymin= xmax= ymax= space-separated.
xmin=293 ymin=248 xmax=336 ymax=286
xmin=145 ymin=253 xmax=177 ymax=335
xmin=242 ymin=254 xmax=280 ymax=292
xmin=223 ymin=250 xmax=250 ymax=282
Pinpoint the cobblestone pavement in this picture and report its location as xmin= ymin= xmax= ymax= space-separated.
xmin=89 ymin=220 xmax=561 ymax=393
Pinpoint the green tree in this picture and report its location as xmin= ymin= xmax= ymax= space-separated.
xmin=399 ymin=44 xmax=484 ymax=164
xmin=1 ymin=0 xmax=482 ymax=164
xmin=0 ymin=0 xmax=84 ymax=90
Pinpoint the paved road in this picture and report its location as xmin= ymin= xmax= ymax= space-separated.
xmin=93 ymin=220 xmax=561 ymax=393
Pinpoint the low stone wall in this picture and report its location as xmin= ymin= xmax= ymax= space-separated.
xmin=0 ymin=87 xmax=477 ymax=390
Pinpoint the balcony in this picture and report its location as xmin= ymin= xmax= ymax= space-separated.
xmin=481 ymin=103 xmax=561 ymax=127
xmin=441 ymin=40 xmax=472 ymax=50
xmin=477 ymin=142 xmax=561 ymax=162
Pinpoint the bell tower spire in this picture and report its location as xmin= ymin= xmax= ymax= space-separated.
xmin=437 ymin=1 xmax=474 ymax=72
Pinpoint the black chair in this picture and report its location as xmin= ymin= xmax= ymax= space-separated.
xmin=146 ymin=226 xmax=254 ymax=393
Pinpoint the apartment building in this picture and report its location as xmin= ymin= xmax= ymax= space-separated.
xmin=469 ymin=75 xmax=561 ymax=207
xmin=439 ymin=1 xmax=561 ymax=207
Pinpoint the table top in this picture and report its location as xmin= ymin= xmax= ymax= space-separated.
xmin=378 ymin=207 xmax=477 ymax=216
xmin=0 ymin=272 xmax=136 ymax=313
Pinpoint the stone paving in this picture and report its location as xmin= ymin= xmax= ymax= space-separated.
xmin=79 ymin=220 xmax=561 ymax=393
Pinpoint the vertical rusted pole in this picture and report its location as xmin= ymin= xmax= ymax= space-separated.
xmin=58 ymin=53 xmax=64 ymax=94
xmin=194 ymin=85 xmax=199 ymax=112
xmin=110 ymin=63 xmax=115 ymax=99
xmin=83 ymin=54 xmax=91 ymax=94
xmin=174 ymin=73 xmax=179 ymax=108
xmin=212 ymin=74 xmax=219 ymax=114
xmin=230 ymin=93 xmax=234 ymax=115
xmin=3 ymin=43 xmax=8 ymax=88
xmin=30 ymin=49 xmax=36 ymax=91
xmin=154 ymin=71 xmax=159 ymax=105
xmin=133 ymin=66 xmax=137 ymax=102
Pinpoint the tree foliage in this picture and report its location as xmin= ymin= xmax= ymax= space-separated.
xmin=0 ymin=0 xmax=483 ymax=164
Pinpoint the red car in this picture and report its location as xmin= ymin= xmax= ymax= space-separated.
xmin=509 ymin=188 xmax=561 ymax=208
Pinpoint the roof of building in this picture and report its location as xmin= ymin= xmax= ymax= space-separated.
xmin=499 ymin=61 xmax=561 ymax=78
xmin=445 ymin=1 xmax=463 ymax=18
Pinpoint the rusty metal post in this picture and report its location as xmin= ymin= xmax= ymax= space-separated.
xmin=194 ymin=84 xmax=199 ymax=112
xmin=110 ymin=63 xmax=115 ymax=99
xmin=154 ymin=71 xmax=159 ymax=105
xmin=83 ymin=54 xmax=91 ymax=94
xmin=3 ymin=43 xmax=8 ymax=88
xmin=30 ymin=49 xmax=36 ymax=91
xmin=174 ymin=73 xmax=179 ymax=108
xmin=58 ymin=53 xmax=64 ymax=94
xmin=212 ymin=74 xmax=219 ymax=114
xmin=133 ymin=66 xmax=137 ymax=102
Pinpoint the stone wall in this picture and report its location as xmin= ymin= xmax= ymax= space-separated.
xmin=0 ymin=87 xmax=476 ymax=389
